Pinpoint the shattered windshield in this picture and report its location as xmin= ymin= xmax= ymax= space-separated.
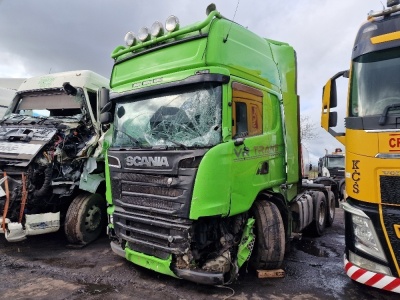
xmin=112 ymin=83 xmax=222 ymax=148
xmin=8 ymin=89 xmax=84 ymax=121
xmin=350 ymin=47 xmax=400 ymax=117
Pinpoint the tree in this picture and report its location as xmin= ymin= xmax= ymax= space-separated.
xmin=300 ymin=115 xmax=319 ymax=143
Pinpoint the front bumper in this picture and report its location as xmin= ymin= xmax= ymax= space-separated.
xmin=344 ymin=255 xmax=400 ymax=293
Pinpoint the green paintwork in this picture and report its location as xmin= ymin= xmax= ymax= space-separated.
xmin=237 ymin=217 xmax=255 ymax=267
xmin=107 ymin=7 xmax=301 ymax=277
xmin=125 ymin=246 xmax=178 ymax=278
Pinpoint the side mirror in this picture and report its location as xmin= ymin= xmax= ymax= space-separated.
xmin=329 ymin=111 xmax=337 ymax=127
xmin=99 ymin=87 xmax=110 ymax=110
xmin=309 ymin=163 xmax=312 ymax=171
xmin=100 ymin=101 xmax=112 ymax=114
xmin=330 ymin=80 xmax=337 ymax=108
xmin=100 ymin=112 xmax=113 ymax=124
xmin=321 ymin=70 xmax=348 ymax=145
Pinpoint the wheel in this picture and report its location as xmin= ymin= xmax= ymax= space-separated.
xmin=305 ymin=191 xmax=326 ymax=237
xmin=64 ymin=192 xmax=106 ymax=245
xmin=326 ymin=191 xmax=336 ymax=227
xmin=340 ymin=183 xmax=345 ymax=202
xmin=249 ymin=200 xmax=285 ymax=270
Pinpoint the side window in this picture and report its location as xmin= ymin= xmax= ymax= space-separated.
xmin=235 ymin=102 xmax=248 ymax=137
xmin=232 ymin=82 xmax=263 ymax=138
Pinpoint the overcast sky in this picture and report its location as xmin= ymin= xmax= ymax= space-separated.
xmin=0 ymin=0 xmax=385 ymax=162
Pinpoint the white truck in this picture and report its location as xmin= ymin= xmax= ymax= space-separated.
xmin=0 ymin=70 xmax=109 ymax=245
xmin=0 ymin=78 xmax=25 ymax=117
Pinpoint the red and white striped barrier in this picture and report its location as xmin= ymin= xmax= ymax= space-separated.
xmin=344 ymin=256 xmax=400 ymax=293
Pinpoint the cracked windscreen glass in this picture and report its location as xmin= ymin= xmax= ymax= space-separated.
xmin=112 ymin=83 xmax=222 ymax=148
xmin=8 ymin=89 xmax=84 ymax=122
xmin=350 ymin=47 xmax=400 ymax=117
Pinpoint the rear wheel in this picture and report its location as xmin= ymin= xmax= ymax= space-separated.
xmin=326 ymin=191 xmax=336 ymax=227
xmin=64 ymin=192 xmax=106 ymax=245
xmin=249 ymin=200 xmax=285 ymax=270
xmin=305 ymin=191 xmax=326 ymax=237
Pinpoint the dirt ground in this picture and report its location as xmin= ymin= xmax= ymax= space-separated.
xmin=0 ymin=208 xmax=398 ymax=300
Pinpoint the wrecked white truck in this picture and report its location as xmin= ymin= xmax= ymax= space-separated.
xmin=0 ymin=70 xmax=109 ymax=245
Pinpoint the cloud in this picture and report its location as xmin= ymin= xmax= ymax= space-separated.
xmin=0 ymin=0 xmax=382 ymax=161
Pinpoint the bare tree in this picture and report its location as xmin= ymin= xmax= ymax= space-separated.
xmin=300 ymin=115 xmax=319 ymax=143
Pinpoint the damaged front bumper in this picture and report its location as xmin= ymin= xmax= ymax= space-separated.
xmin=110 ymin=241 xmax=226 ymax=285
xmin=0 ymin=212 xmax=60 ymax=242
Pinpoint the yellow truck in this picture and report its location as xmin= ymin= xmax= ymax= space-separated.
xmin=321 ymin=0 xmax=400 ymax=293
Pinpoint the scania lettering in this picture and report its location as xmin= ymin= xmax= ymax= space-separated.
xmin=101 ymin=4 xmax=338 ymax=285
xmin=321 ymin=0 xmax=400 ymax=293
xmin=0 ymin=70 xmax=109 ymax=245
xmin=126 ymin=156 xmax=169 ymax=167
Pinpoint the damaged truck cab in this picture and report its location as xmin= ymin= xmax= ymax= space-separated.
xmin=0 ymin=70 xmax=109 ymax=245
xmin=102 ymin=4 xmax=337 ymax=285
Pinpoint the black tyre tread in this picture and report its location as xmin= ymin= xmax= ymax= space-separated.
xmin=64 ymin=192 xmax=106 ymax=245
xmin=326 ymin=191 xmax=335 ymax=227
xmin=250 ymin=200 xmax=285 ymax=270
xmin=304 ymin=191 xmax=326 ymax=237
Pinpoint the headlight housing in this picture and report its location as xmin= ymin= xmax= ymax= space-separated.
xmin=343 ymin=202 xmax=387 ymax=262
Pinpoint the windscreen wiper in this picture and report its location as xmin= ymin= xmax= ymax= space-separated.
xmin=379 ymin=103 xmax=400 ymax=125
xmin=115 ymin=128 xmax=139 ymax=145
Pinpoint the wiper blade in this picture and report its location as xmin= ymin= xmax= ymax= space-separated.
xmin=379 ymin=103 xmax=400 ymax=125
xmin=167 ymin=139 xmax=187 ymax=150
xmin=115 ymin=128 xmax=139 ymax=145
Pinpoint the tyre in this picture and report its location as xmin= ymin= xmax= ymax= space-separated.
xmin=326 ymin=191 xmax=336 ymax=227
xmin=305 ymin=191 xmax=326 ymax=237
xmin=249 ymin=200 xmax=285 ymax=270
xmin=64 ymin=192 xmax=106 ymax=245
xmin=340 ymin=183 xmax=345 ymax=202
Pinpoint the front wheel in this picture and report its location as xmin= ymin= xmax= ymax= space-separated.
xmin=64 ymin=192 xmax=106 ymax=245
xmin=249 ymin=200 xmax=285 ymax=270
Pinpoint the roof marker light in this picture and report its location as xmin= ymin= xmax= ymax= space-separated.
xmin=165 ymin=15 xmax=179 ymax=32
xmin=151 ymin=21 xmax=164 ymax=38
xmin=124 ymin=31 xmax=136 ymax=47
xmin=138 ymin=27 xmax=150 ymax=42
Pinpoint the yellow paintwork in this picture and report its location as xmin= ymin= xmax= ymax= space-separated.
xmin=345 ymin=129 xmax=400 ymax=204
xmin=379 ymin=132 xmax=400 ymax=153
xmin=371 ymin=31 xmax=400 ymax=44
xmin=321 ymin=79 xmax=331 ymax=132
xmin=394 ymin=224 xmax=400 ymax=239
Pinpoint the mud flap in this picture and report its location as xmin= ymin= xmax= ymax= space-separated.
xmin=25 ymin=212 xmax=60 ymax=235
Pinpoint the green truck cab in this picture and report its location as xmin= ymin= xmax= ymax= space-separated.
xmin=101 ymin=4 xmax=336 ymax=285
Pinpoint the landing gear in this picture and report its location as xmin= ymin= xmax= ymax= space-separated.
xmin=64 ymin=192 xmax=106 ymax=245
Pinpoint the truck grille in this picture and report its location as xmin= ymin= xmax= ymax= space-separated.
xmin=381 ymin=205 xmax=400 ymax=277
xmin=380 ymin=176 xmax=400 ymax=205
xmin=110 ymin=170 xmax=196 ymax=258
